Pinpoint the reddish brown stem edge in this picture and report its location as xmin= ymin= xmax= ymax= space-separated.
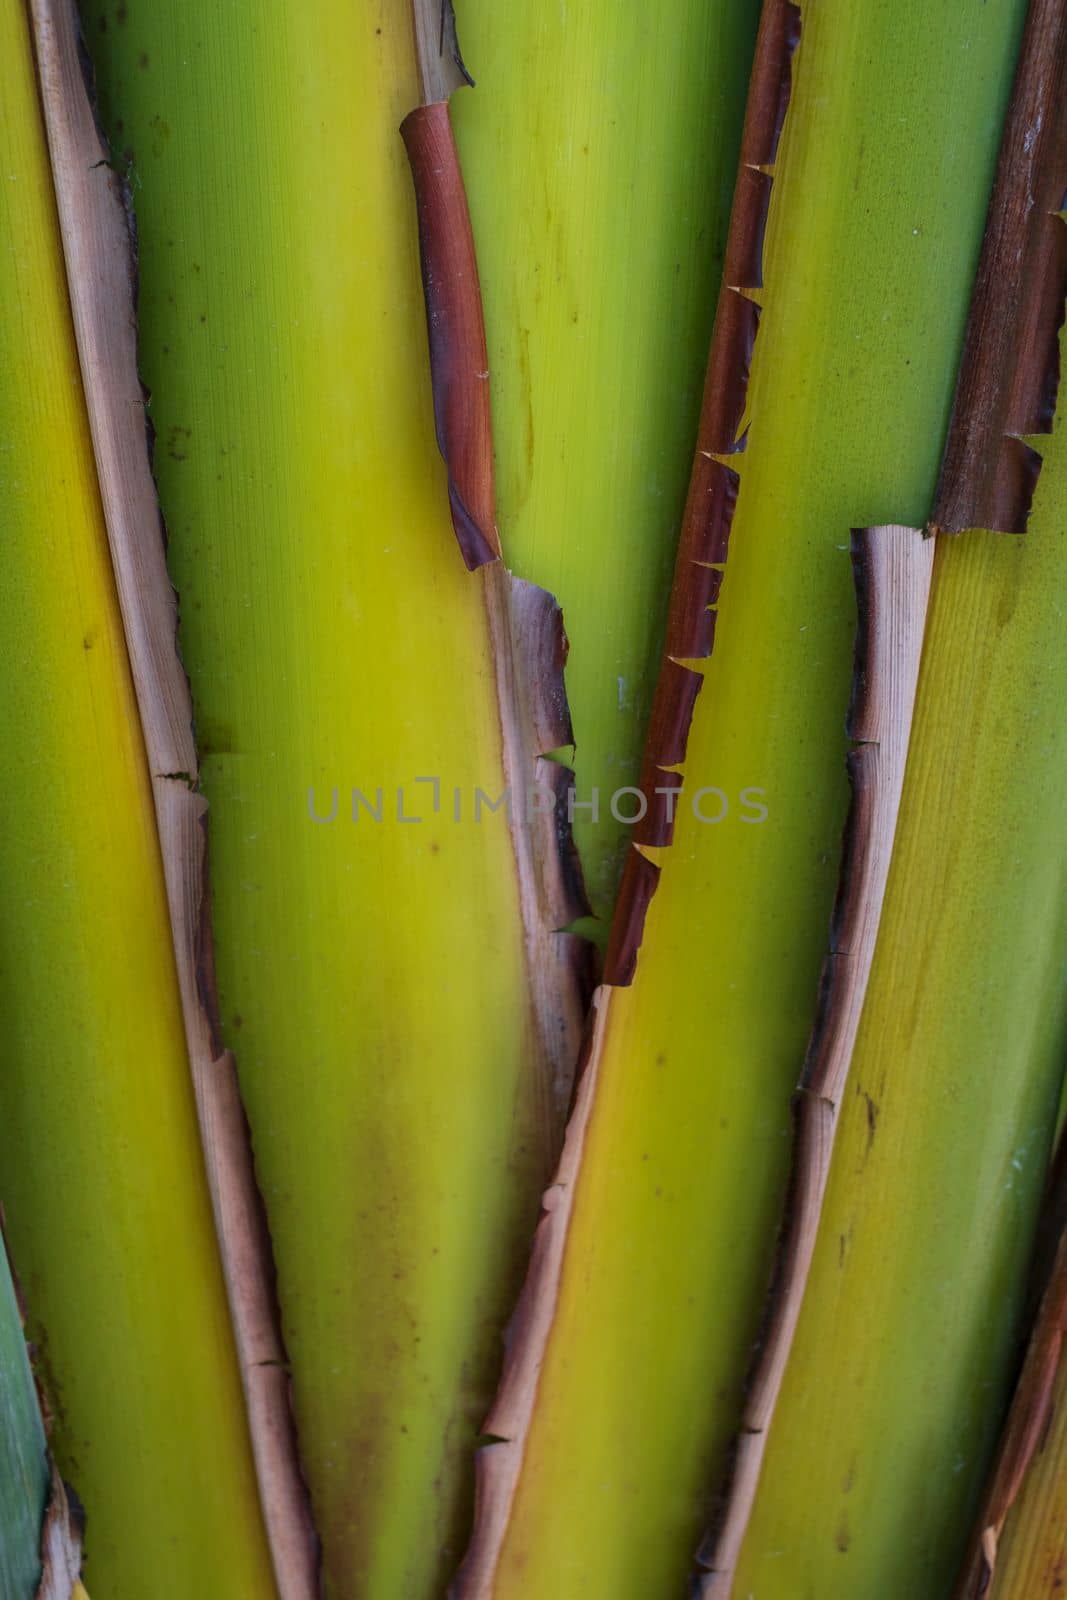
xmin=400 ymin=87 xmax=596 ymax=1139
xmin=402 ymin=101 xmax=501 ymax=571
xmin=29 ymin=4 xmax=322 ymax=1594
xmin=447 ymin=6 xmax=802 ymax=1595
xmin=932 ymin=0 xmax=1067 ymax=534
xmin=604 ymin=0 xmax=801 ymax=986
xmin=954 ymin=1150 xmax=1067 ymax=1597
xmin=692 ymin=525 xmax=935 ymax=1597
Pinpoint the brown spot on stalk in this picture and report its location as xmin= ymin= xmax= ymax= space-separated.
xmin=932 ymin=0 xmax=1067 ymax=534
xmin=27 ymin=2 xmax=320 ymax=1594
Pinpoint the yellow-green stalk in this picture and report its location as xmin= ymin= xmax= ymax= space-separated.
xmin=0 ymin=1 xmax=276 ymax=1591
xmin=74 ymin=0 xmax=748 ymax=1589
xmin=451 ymin=2 xmax=759 ymax=916
xmin=456 ymin=2 xmax=1030 ymax=1595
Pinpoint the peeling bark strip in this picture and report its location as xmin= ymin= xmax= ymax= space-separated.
xmin=954 ymin=1175 xmax=1067 ymax=1597
xmin=693 ymin=527 xmax=935 ymax=1598
xmin=482 ymin=562 xmax=594 ymax=1122
xmin=453 ymin=991 xmax=613 ymax=1598
xmin=35 ymin=1468 xmax=83 ymax=1600
xmin=402 ymin=10 xmax=591 ymax=1126
xmin=411 ymin=0 xmax=473 ymax=106
xmin=932 ymin=0 xmax=1067 ymax=534
xmin=604 ymin=0 xmax=801 ymax=982
xmin=28 ymin=4 xmax=320 ymax=1595
xmin=688 ymin=5 xmax=1067 ymax=1572
xmin=402 ymin=102 xmax=500 ymax=571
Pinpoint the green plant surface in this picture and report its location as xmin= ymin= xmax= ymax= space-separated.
xmin=730 ymin=353 xmax=1067 ymax=1597
xmin=83 ymin=2 xmax=619 ymax=1592
xmin=0 ymin=2 xmax=276 ymax=1592
xmin=0 ymin=1249 xmax=49 ymax=1600
xmin=465 ymin=3 xmax=1031 ymax=1596
xmin=451 ymin=3 xmax=759 ymax=918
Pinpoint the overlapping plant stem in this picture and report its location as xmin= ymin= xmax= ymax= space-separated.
xmin=0 ymin=0 xmax=278 ymax=1592
xmin=449 ymin=0 xmax=760 ymax=917
xmin=458 ymin=10 xmax=801 ymax=1588
xmin=28 ymin=3 xmax=318 ymax=1592
xmin=401 ymin=31 xmax=591 ymax=1108
xmin=954 ymin=1149 xmax=1067 ymax=1597
xmin=78 ymin=3 xmax=597 ymax=1592
xmin=728 ymin=371 xmax=1067 ymax=1599
xmin=696 ymin=3 xmax=1067 ymax=1588
xmin=720 ymin=18 xmax=1067 ymax=1600
xmin=932 ymin=0 xmax=1067 ymax=534
xmin=974 ymin=1360 xmax=1067 ymax=1598
xmin=453 ymin=2 xmax=1029 ymax=1594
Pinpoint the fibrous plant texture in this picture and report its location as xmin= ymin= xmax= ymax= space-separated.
xmin=0 ymin=1 xmax=1063 ymax=1597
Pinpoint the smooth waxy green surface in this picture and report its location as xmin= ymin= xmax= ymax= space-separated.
xmin=733 ymin=356 xmax=1067 ymax=1597
xmin=452 ymin=4 xmax=759 ymax=918
xmin=477 ymin=4 xmax=1031 ymax=1595
xmin=0 ymin=3 xmax=276 ymax=1592
xmin=85 ymin=4 xmax=597 ymax=1592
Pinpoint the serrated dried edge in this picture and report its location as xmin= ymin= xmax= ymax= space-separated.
xmin=953 ymin=1160 xmax=1067 ymax=1597
xmin=605 ymin=0 xmax=801 ymax=983
xmin=451 ymin=989 xmax=611 ymax=1597
xmin=931 ymin=0 xmax=1067 ymax=535
xmin=27 ymin=3 xmax=320 ymax=1594
xmin=448 ymin=6 xmax=801 ymax=1593
xmin=402 ymin=88 xmax=593 ymax=1134
xmin=692 ymin=524 xmax=934 ymax=1598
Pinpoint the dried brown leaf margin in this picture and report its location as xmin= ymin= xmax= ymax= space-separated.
xmin=35 ymin=1468 xmax=84 ymax=1600
xmin=953 ymin=1189 xmax=1067 ymax=1597
xmin=694 ymin=524 xmax=934 ymax=1596
xmin=27 ymin=3 xmax=320 ymax=1594
xmin=698 ymin=0 xmax=1067 ymax=1586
